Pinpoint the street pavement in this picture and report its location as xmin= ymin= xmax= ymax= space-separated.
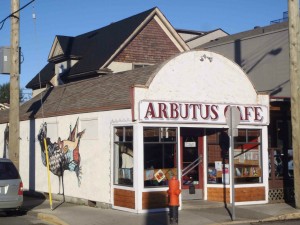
xmin=21 ymin=194 xmax=300 ymax=225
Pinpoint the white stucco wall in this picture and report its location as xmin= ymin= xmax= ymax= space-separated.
xmin=0 ymin=109 xmax=132 ymax=205
xmin=133 ymin=50 xmax=268 ymax=120
xmin=0 ymin=49 xmax=270 ymax=209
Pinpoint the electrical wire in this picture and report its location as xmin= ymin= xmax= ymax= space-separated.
xmin=30 ymin=1 xmax=44 ymax=119
xmin=31 ymin=1 xmax=52 ymax=210
xmin=0 ymin=0 xmax=36 ymax=30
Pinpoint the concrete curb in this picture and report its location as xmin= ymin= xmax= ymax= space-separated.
xmin=37 ymin=213 xmax=69 ymax=225
xmin=208 ymin=212 xmax=300 ymax=225
xmin=259 ymin=212 xmax=300 ymax=222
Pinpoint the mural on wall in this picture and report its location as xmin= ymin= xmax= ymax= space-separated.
xmin=38 ymin=118 xmax=85 ymax=187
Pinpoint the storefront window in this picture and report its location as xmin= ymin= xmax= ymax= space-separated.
xmin=114 ymin=126 xmax=133 ymax=186
xmin=207 ymin=129 xmax=262 ymax=185
xmin=144 ymin=127 xmax=177 ymax=188
xmin=234 ymin=129 xmax=262 ymax=184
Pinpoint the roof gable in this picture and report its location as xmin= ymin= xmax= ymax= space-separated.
xmin=26 ymin=7 xmax=189 ymax=90
xmin=52 ymin=40 xmax=63 ymax=57
xmin=48 ymin=36 xmax=74 ymax=62
xmin=113 ymin=17 xmax=183 ymax=64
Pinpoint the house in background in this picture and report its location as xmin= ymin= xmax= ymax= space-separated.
xmin=198 ymin=20 xmax=293 ymax=203
xmin=177 ymin=28 xmax=228 ymax=49
xmin=26 ymin=7 xmax=189 ymax=97
xmin=26 ymin=7 xmax=228 ymax=98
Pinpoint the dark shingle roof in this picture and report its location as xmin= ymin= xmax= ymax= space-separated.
xmin=199 ymin=21 xmax=288 ymax=49
xmin=26 ymin=7 xmax=157 ymax=90
xmin=26 ymin=63 xmax=55 ymax=89
xmin=1 ymin=65 xmax=161 ymax=124
xmin=51 ymin=35 xmax=74 ymax=59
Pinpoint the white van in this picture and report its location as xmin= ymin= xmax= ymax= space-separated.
xmin=0 ymin=158 xmax=23 ymax=211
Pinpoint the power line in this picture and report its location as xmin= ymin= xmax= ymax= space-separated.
xmin=0 ymin=0 xmax=36 ymax=30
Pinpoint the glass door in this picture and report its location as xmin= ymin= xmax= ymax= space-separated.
xmin=180 ymin=128 xmax=204 ymax=200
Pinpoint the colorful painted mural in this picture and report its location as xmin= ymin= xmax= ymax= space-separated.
xmin=37 ymin=118 xmax=85 ymax=186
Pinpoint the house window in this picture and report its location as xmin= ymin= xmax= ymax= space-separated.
xmin=144 ymin=127 xmax=178 ymax=188
xmin=114 ymin=126 xmax=133 ymax=186
xmin=207 ymin=129 xmax=262 ymax=185
xmin=132 ymin=63 xmax=152 ymax=69
xmin=81 ymin=118 xmax=98 ymax=140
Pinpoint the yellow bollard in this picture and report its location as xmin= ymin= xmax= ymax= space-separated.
xmin=43 ymin=138 xmax=53 ymax=210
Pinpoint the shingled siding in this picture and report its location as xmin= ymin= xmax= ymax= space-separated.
xmin=115 ymin=19 xmax=180 ymax=64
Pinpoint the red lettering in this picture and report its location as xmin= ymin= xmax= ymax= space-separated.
xmin=211 ymin=105 xmax=219 ymax=120
xmin=236 ymin=106 xmax=243 ymax=120
xmin=158 ymin=103 xmax=168 ymax=118
xmin=144 ymin=103 xmax=156 ymax=118
xmin=254 ymin=107 xmax=263 ymax=121
xmin=199 ymin=104 xmax=210 ymax=119
xmin=170 ymin=103 xmax=179 ymax=119
xmin=180 ymin=104 xmax=189 ymax=119
xmin=190 ymin=104 xmax=199 ymax=119
xmin=244 ymin=107 xmax=254 ymax=121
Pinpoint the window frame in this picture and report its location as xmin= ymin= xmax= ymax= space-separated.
xmin=113 ymin=126 xmax=134 ymax=187
xmin=143 ymin=127 xmax=178 ymax=188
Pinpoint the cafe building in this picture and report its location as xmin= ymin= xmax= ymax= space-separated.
xmin=0 ymin=50 xmax=269 ymax=213
xmin=117 ymin=49 xmax=269 ymax=213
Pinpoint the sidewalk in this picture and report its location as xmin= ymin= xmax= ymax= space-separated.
xmin=22 ymin=195 xmax=300 ymax=225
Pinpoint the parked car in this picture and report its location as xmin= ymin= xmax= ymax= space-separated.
xmin=0 ymin=158 xmax=23 ymax=211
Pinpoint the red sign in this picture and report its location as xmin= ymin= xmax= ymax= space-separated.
xmin=139 ymin=101 xmax=269 ymax=125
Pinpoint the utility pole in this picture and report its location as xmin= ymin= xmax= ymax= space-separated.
xmin=9 ymin=0 xmax=20 ymax=170
xmin=288 ymin=0 xmax=300 ymax=208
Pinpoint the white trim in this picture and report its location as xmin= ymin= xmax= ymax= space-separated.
xmin=113 ymin=206 xmax=137 ymax=213
xmin=136 ymin=124 xmax=144 ymax=212
xmin=262 ymin=126 xmax=269 ymax=202
xmin=102 ymin=8 xmax=189 ymax=69
xmin=110 ymin=124 xmax=114 ymax=206
xmin=234 ymin=200 xmax=268 ymax=206
xmin=153 ymin=15 xmax=186 ymax=52
xmin=154 ymin=9 xmax=189 ymax=51
xmin=203 ymin=135 xmax=208 ymax=200
xmin=206 ymin=183 xmax=266 ymax=188
xmin=177 ymin=125 xmax=182 ymax=210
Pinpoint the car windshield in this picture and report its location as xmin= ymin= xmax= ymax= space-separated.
xmin=0 ymin=161 xmax=20 ymax=180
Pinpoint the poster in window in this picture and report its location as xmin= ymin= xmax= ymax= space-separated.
xmin=208 ymin=168 xmax=217 ymax=183
xmin=215 ymin=161 xmax=222 ymax=171
xmin=154 ymin=169 xmax=165 ymax=183
xmin=145 ymin=169 xmax=154 ymax=180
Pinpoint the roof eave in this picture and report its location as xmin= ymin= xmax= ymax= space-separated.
xmin=101 ymin=7 xmax=190 ymax=69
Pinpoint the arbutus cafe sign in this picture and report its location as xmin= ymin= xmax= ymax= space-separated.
xmin=139 ymin=100 xmax=269 ymax=125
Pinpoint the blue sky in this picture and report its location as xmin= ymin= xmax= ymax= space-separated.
xmin=0 ymin=0 xmax=288 ymax=92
